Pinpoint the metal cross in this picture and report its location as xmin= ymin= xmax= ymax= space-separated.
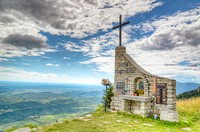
xmin=113 ymin=15 xmax=130 ymax=46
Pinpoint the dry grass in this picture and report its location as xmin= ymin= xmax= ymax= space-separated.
xmin=176 ymin=97 xmax=200 ymax=132
xmin=177 ymin=97 xmax=200 ymax=115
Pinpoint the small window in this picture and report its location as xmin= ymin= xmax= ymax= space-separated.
xmin=116 ymin=82 xmax=125 ymax=89
xmin=138 ymin=81 xmax=144 ymax=90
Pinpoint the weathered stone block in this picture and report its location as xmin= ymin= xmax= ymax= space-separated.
xmin=160 ymin=110 xmax=179 ymax=122
xmin=167 ymin=81 xmax=176 ymax=86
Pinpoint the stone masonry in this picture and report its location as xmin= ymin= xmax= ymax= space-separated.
xmin=110 ymin=46 xmax=179 ymax=122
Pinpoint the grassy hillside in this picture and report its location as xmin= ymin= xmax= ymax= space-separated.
xmin=31 ymin=97 xmax=200 ymax=132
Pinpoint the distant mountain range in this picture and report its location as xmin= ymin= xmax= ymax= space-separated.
xmin=176 ymin=82 xmax=200 ymax=95
xmin=0 ymin=81 xmax=199 ymax=95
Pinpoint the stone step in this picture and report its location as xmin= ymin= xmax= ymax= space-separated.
xmin=160 ymin=110 xmax=179 ymax=122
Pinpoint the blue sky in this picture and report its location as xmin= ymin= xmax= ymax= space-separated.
xmin=0 ymin=0 xmax=200 ymax=84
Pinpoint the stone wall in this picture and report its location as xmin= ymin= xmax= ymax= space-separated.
xmin=111 ymin=46 xmax=178 ymax=122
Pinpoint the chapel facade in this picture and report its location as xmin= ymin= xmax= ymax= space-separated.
xmin=110 ymin=46 xmax=179 ymax=122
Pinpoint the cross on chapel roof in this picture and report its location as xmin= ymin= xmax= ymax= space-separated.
xmin=113 ymin=15 xmax=130 ymax=47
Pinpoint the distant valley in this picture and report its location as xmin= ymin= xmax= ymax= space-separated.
xmin=0 ymin=82 xmax=103 ymax=131
xmin=0 ymin=81 xmax=199 ymax=131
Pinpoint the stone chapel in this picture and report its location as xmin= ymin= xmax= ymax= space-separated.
xmin=110 ymin=46 xmax=179 ymax=122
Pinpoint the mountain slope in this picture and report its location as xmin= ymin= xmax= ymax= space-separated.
xmin=177 ymin=86 xmax=200 ymax=99
xmin=176 ymin=82 xmax=199 ymax=94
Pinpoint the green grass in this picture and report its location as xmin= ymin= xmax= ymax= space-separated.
xmin=38 ymin=112 xmax=182 ymax=132
xmin=37 ymin=97 xmax=200 ymax=132
xmin=6 ymin=97 xmax=200 ymax=132
xmin=5 ymin=127 xmax=17 ymax=132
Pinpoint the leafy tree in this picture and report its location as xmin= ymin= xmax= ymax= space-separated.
xmin=101 ymin=84 xmax=114 ymax=109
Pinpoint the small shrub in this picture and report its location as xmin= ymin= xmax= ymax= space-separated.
xmin=64 ymin=120 xmax=70 ymax=123
xmin=92 ymin=105 xmax=104 ymax=116
xmin=5 ymin=127 xmax=17 ymax=132
xmin=24 ymin=124 xmax=37 ymax=129
xmin=72 ymin=119 xmax=82 ymax=122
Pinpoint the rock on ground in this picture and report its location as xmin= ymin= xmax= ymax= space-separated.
xmin=85 ymin=114 xmax=92 ymax=117
xmin=142 ymin=123 xmax=153 ymax=127
xmin=181 ymin=127 xmax=192 ymax=131
xmin=13 ymin=127 xmax=31 ymax=132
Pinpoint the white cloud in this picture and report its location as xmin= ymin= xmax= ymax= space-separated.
xmin=64 ymin=42 xmax=90 ymax=53
xmin=0 ymin=66 xmax=70 ymax=83
xmin=0 ymin=44 xmax=57 ymax=59
xmin=80 ymin=57 xmax=114 ymax=73
xmin=78 ymin=7 xmax=200 ymax=83
xmin=0 ymin=0 xmax=162 ymax=38
xmin=23 ymin=63 xmax=30 ymax=66
xmin=46 ymin=63 xmax=60 ymax=67
xmin=121 ymin=43 xmax=200 ymax=83
xmin=0 ymin=58 xmax=9 ymax=62
xmin=123 ymin=7 xmax=200 ymax=83
xmin=0 ymin=0 xmax=162 ymax=60
xmin=0 ymin=66 xmax=102 ymax=84
xmin=1 ymin=1 xmax=199 ymax=84
xmin=137 ymin=7 xmax=200 ymax=50
xmin=66 ymin=28 xmax=126 ymax=56
xmin=63 ymin=57 xmax=71 ymax=60
xmin=72 ymin=24 xmax=133 ymax=73
xmin=42 ymin=56 xmax=50 ymax=59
